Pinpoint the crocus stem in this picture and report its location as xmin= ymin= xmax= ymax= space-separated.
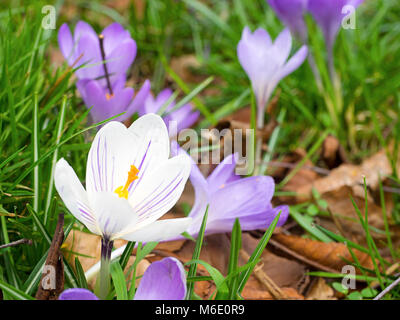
xmin=326 ymin=42 xmax=343 ymax=125
xmin=307 ymin=52 xmax=324 ymax=94
xmin=98 ymin=34 xmax=113 ymax=97
xmin=98 ymin=237 xmax=114 ymax=300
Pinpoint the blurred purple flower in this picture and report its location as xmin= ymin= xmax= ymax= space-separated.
xmin=77 ymin=77 xmax=151 ymax=123
xmin=59 ymin=257 xmax=186 ymax=300
xmin=308 ymin=0 xmax=364 ymax=50
xmin=237 ymin=27 xmax=308 ymax=128
xmin=59 ymin=288 xmax=99 ymax=300
xmin=58 ymin=21 xmax=136 ymax=88
xmin=134 ymin=257 xmax=187 ymax=300
xmin=139 ymin=88 xmax=200 ymax=137
xmin=170 ymin=143 xmax=289 ymax=239
xmin=267 ymin=0 xmax=309 ymax=42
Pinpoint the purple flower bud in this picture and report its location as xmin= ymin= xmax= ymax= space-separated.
xmin=268 ymin=0 xmax=309 ymax=42
xmin=237 ymin=27 xmax=308 ymax=128
xmin=308 ymin=0 xmax=364 ymax=50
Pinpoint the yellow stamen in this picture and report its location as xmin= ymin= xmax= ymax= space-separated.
xmin=105 ymin=93 xmax=114 ymax=100
xmin=114 ymin=165 xmax=139 ymax=199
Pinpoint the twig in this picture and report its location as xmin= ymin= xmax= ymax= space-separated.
xmin=373 ymin=276 xmax=400 ymax=300
xmin=35 ymin=214 xmax=65 ymax=300
xmin=239 ymin=250 xmax=288 ymax=300
xmin=0 ymin=238 xmax=32 ymax=249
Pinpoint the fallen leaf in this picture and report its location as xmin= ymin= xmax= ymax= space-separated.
xmin=306 ymin=278 xmax=336 ymax=300
xmin=272 ymin=234 xmax=375 ymax=274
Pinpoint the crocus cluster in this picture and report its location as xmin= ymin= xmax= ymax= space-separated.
xmin=237 ymin=27 xmax=308 ymax=128
xmin=58 ymin=21 xmax=150 ymax=123
xmin=59 ymin=257 xmax=186 ymax=300
xmin=268 ymin=0 xmax=364 ymax=50
xmin=139 ymin=88 xmax=200 ymax=137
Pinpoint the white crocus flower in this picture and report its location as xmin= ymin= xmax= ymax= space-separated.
xmin=54 ymin=114 xmax=192 ymax=243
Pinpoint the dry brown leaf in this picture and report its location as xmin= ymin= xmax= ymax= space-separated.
xmin=273 ymin=234 xmax=374 ymax=274
xmin=169 ymin=55 xmax=203 ymax=83
xmin=306 ymin=278 xmax=336 ymax=300
xmin=322 ymin=135 xmax=348 ymax=169
xmin=242 ymin=276 xmax=304 ymax=300
xmin=296 ymin=150 xmax=392 ymax=202
xmin=280 ymin=149 xmax=320 ymax=204
xmin=322 ymin=186 xmax=386 ymax=242
xmin=241 ymin=233 xmax=306 ymax=292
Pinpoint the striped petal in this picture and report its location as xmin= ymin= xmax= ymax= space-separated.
xmin=125 ymin=154 xmax=191 ymax=231
xmin=86 ymin=121 xmax=138 ymax=195
xmin=54 ymin=158 xmax=99 ymax=235
xmin=121 ymin=217 xmax=192 ymax=242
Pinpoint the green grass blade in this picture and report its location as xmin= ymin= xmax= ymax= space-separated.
xmin=186 ymin=205 xmax=209 ymax=300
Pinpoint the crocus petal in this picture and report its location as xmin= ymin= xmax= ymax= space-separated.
xmin=308 ymin=0 xmax=363 ymax=49
xmin=188 ymin=176 xmax=276 ymax=236
xmin=268 ymin=0 xmax=308 ymax=41
xmin=100 ymin=39 xmax=137 ymax=88
xmin=134 ymin=257 xmax=186 ymax=300
xmin=89 ymin=192 xmax=138 ymax=240
xmin=75 ymin=34 xmax=103 ymax=80
xmin=119 ymin=79 xmax=151 ymax=122
xmin=86 ymin=115 xmax=170 ymax=200
xmin=122 ymin=217 xmax=192 ymax=243
xmin=101 ymin=22 xmax=132 ymax=55
xmin=59 ymin=288 xmax=99 ymax=300
xmin=277 ymin=45 xmax=308 ymax=81
xmin=54 ymin=158 xmax=99 ymax=235
xmin=58 ymin=23 xmax=75 ymax=65
xmin=124 ymin=113 xmax=170 ymax=193
xmin=210 ymin=176 xmax=276 ymax=218
xmin=171 ymin=141 xmax=210 ymax=222
xmin=273 ymin=28 xmax=292 ymax=67
xmin=166 ymin=103 xmax=200 ymax=135
xmin=73 ymin=21 xmax=97 ymax=43
xmin=126 ymin=154 xmax=191 ymax=230
xmin=85 ymin=121 xmax=139 ymax=195
xmin=206 ymin=153 xmax=239 ymax=192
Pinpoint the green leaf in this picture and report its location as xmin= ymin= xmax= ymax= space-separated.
xmin=347 ymin=291 xmax=363 ymax=300
xmin=119 ymin=241 xmax=135 ymax=271
xmin=0 ymin=279 xmax=34 ymax=300
xmin=111 ymin=261 xmax=128 ymax=300
xmin=22 ymin=250 xmax=48 ymax=295
xmin=237 ymin=212 xmax=280 ymax=293
xmin=185 ymin=259 xmax=229 ymax=299
xmin=227 ymin=218 xmax=241 ymax=299
xmin=75 ymin=257 xmax=88 ymax=290
xmin=186 ymin=205 xmax=209 ymax=300
xmin=361 ymin=287 xmax=378 ymax=298
xmin=332 ymin=282 xmax=348 ymax=294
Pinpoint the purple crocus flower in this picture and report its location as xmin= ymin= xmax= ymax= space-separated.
xmin=77 ymin=76 xmax=151 ymax=123
xmin=170 ymin=143 xmax=289 ymax=239
xmin=308 ymin=0 xmax=364 ymax=51
xmin=59 ymin=257 xmax=186 ymax=300
xmin=139 ymin=89 xmax=200 ymax=137
xmin=58 ymin=21 xmax=136 ymax=88
xmin=268 ymin=0 xmax=309 ymax=42
xmin=237 ymin=27 xmax=308 ymax=128
xmin=134 ymin=257 xmax=186 ymax=300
